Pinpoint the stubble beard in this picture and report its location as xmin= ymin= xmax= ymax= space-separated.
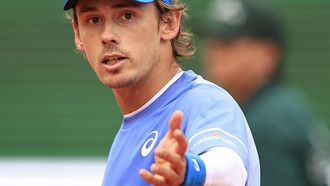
xmin=100 ymin=73 xmax=137 ymax=89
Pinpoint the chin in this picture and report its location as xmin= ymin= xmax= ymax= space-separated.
xmin=101 ymin=77 xmax=132 ymax=89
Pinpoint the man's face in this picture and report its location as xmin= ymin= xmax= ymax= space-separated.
xmin=203 ymin=38 xmax=252 ymax=90
xmin=73 ymin=0 xmax=164 ymax=88
xmin=203 ymin=37 xmax=279 ymax=102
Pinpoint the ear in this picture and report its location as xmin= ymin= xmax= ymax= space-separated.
xmin=160 ymin=11 xmax=181 ymax=41
xmin=260 ymin=41 xmax=280 ymax=66
xmin=72 ymin=21 xmax=85 ymax=52
xmin=253 ymin=40 xmax=281 ymax=76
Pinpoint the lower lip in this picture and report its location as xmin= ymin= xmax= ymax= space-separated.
xmin=102 ymin=59 xmax=127 ymax=72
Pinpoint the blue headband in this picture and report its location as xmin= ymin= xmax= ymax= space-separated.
xmin=64 ymin=0 xmax=172 ymax=10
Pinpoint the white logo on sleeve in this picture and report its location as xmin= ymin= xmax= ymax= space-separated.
xmin=192 ymin=158 xmax=200 ymax=172
xmin=141 ymin=131 xmax=159 ymax=157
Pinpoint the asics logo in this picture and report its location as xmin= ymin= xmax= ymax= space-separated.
xmin=192 ymin=158 xmax=200 ymax=172
xmin=141 ymin=131 xmax=159 ymax=157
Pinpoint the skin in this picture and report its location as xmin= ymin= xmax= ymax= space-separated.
xmin=72 ymin=0 xmax=187 ymax=185
xmin=203 ymin=37 xmax=279 ymax=105
xmin=140 ymin=111 xmax=187 ymax=185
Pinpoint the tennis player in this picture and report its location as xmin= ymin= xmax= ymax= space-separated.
xmin=64 ymin=0 xmax=260 ymax=185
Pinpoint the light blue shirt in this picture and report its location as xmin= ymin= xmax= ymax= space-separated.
xmin=102 ymin=70 xmax=260 ymax=186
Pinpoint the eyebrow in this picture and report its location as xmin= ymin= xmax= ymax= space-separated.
xmin=79 ymin=6 xmax=98 ymax=14
xmin=112 ymin=2 xmax=140 ymax=9
xmin=79 ymin=2 xmax=140 ymax=14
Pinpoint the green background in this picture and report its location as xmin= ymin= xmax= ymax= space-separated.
xmin=0 ymin=0 xmax=329 ymax=157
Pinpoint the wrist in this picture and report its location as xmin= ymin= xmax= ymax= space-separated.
xmin=181 ymin=153 xmax=206 ymax=186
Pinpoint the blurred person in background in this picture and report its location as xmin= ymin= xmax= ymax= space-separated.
xmin=200 ymin=0 xmax=327 ymax=185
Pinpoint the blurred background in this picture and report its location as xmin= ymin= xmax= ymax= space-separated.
xmin=0 ymin=0 xmax=329 ymax=185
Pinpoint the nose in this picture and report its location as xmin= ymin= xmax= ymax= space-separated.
xmin=101 ymin=22 xmax=120 ymax=46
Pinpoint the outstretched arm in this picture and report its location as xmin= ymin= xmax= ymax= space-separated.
xmin=139 ymin=111 xmax=248 ymax=186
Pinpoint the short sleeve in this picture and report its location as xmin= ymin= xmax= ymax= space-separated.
xmin=183 ymin=97 xmax=250 ymax=168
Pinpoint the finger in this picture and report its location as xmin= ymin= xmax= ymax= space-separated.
xmin=173 ymin=129 xmax=188 ymax=155
xmin=139 ymin=169 xmax=168 ymax=186
xmin=151 ymin=164 xmax=182 ymax=186
xmin=169 ymin=111 xmax=183 ymax=136
xmin=155 ymin=149 xmax=186 ymax=174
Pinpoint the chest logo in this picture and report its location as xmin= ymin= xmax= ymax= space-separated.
xmin=141 ymin=131 xmax=159 ymax=157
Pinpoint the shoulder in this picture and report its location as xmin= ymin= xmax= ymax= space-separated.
xmin=176 ymin=74 xmax=239 ymax=111
xmin=173 ymin=73 xmax=246 ymax=130
xmin=248 ymin=82 xmax=315 ymax=120
xmin=174 ymin=74 xmax=249 ymax=140
xmin=246 ymin=82 xmax=316 ymax=142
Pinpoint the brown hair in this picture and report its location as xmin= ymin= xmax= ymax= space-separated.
xmin=155 ymin=0 xmax=196 ymax=60
xmin=68 ymin=0 xmax=196 ymax=60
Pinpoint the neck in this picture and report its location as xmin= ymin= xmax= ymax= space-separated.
xmin=230 ymin=85 xmax=254 ymax=106
xmin=231 ymin=78 xmax=270 ymax=106
xmin=113 ymin=59 xmax=181 ymax=115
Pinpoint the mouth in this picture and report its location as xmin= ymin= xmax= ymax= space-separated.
xmin=102 ymin=55 xmax=128 ymax=65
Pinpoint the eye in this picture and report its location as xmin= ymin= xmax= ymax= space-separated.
xmin=120 ymin=12 xmax=135 ymax=21
xmin=88 ymin=16 xmax=101 ymax=24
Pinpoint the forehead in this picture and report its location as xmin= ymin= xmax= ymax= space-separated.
xmin=76 ymin=0 xmax=142 ymax=10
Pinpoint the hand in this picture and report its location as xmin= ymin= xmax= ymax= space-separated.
xmin=139 ymin=111 xmax=188 ymax=186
